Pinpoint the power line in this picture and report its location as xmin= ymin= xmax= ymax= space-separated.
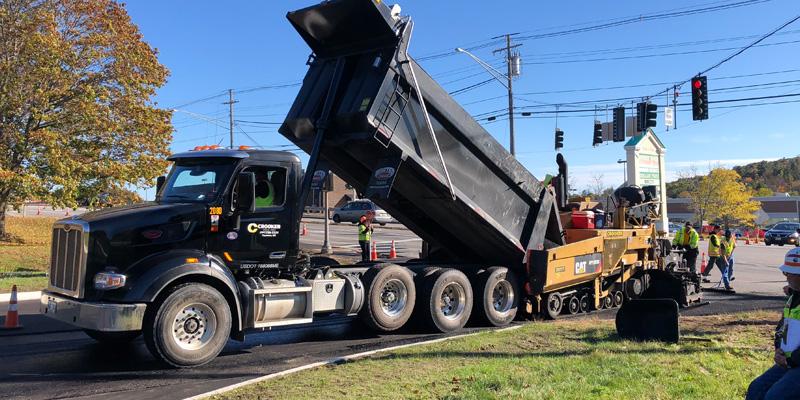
xmin=415 ymin=0 xmax=775 ymax=61
xmin=650 ymin=11 xmax=800 ymax=98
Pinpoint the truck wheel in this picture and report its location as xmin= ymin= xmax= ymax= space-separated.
xmin=603 ymin=296 xmax=613 ymax=309
xmin=333 ymin=215 xmax=341 ymax=223
xmin=359 ymin=264 xmax=416 ymax=332
xmin=567 ymin=296 xmax=580 ymax=315
xmin=472 ymin=267 xmax=519 ymax=326
xmin=545 ymin=292 xmax=562 ymax=319
xmin=420 ymin=269 xmax=473 ymax=332
xmin=84 ymin=329 xmax=141 ymax=344
xmin=579 ymin=295 xmax=590 ymax=313
xmin=626 ymin=277 xmax=643 ymax=300
xmin=613 ymin=291 xmax=624 ymax=307
xmin=144 ymin=283 xmax=231 ymax=368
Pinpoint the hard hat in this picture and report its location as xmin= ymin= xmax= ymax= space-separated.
xmin=360 ymin=216 xmax=366 ymax=222
xmin=780 ymin=247 xmax=800 ymax=275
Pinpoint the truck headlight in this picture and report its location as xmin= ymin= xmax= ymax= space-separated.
xmin=94 ymin=272 xmax=127 ymax=290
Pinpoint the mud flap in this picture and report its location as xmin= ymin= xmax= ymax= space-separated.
xmin=615 ymin=299 xmax=679 ymax=343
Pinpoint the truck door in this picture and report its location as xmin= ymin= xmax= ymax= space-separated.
xmin=220 ymin=165 xmax=292 ymax=272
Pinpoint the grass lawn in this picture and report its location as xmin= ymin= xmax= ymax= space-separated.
xmin=218 ymin=312 xmax=778 ymax=400
xmin=0 ymin=216 xmax=56 ymax=293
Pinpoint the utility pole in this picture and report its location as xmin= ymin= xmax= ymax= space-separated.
xmin=457 ymin=36 xmax=521 ymax=157
xmin=493 ymin=35 xmax=521 ymax=156
xmin=222 ymin=89 xmax=238 ymax=149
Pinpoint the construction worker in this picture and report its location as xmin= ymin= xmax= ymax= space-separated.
xmin=703 ymin=225 xmax=732 ymax=290
xmin=254 ymin=173 xmax=274 ymax=208
xmin=723 ymin=229 xmax=737 ymax=282
xmin=672 ymin=221 xmax=700 ymax=274
xmin=357 ymin=215 xmax=373 ymax=262
xmin=745 ymin=247 xmax=800 ymax=400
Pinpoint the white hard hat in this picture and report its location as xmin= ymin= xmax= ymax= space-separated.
xmin=780 ymin=247 xmax=800 ymax=275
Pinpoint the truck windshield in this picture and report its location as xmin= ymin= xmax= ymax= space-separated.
xmin=159 ymin=159 xmax=235 ymax=203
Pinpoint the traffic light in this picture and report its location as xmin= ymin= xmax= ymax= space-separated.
xmin=636 ymin=101 xmax=657 ymax=132
xmin=691 ymin=76 xmax=708 ymax=120
xmin=555 ymin=129 xmax=564 ymax=150
xmin=613 ymin=107 xmax=625 ymax=142
xmin=593 ymin=121 xmax=602 ymax=147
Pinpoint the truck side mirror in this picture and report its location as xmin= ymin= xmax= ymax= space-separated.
xmin=236 ymin=172 xmax=255 ymax=214
xmin=156 ymin=176 xmax=165 ymax=197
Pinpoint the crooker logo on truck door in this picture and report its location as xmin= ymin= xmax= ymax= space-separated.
xmin=247 ymin=223 xmax=281 ymax=238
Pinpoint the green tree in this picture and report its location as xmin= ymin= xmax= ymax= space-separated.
xmin=754 ymin=187 xmax=773 ymax=197
xmin=0 ymin=0 xmax=172 ymax=238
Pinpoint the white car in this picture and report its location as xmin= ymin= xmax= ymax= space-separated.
xmin=669 ymin=223 xmax=682 ymax=236
xmin=332 ymin=201 xmax=392 ymax=226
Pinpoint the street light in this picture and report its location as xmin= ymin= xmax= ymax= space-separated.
xmin=617 ymin=159 xmax=627 ymax=185
xmin=456 ymin=44 xmax=518 ymax=156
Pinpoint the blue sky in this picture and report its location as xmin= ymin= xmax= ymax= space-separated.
xmin=124 ymin=0 xmax=800 ymax=200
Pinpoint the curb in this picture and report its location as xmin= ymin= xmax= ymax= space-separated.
xmin=185 ymin=324 xmax=522 ymax=400
xmin=0 ymin=291 xmax=41 ymax=302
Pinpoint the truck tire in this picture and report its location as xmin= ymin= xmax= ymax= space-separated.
xmin=420 ymin=269 xmax=473 ymax=332
xmin=544 ymin=292 xmax=562 ymax=319
xmin=359 ymin=264 xmax=416 ymax=332
xmin=84 ymin=329 xmax=141 ymax=344
xmin=144 ymin=283 xmax=231 ymax=368
xmin=567 ymin=296 xmax=580 ymax=315
xmin=579 ymin=294 xmax=590 ymax=313
xmin=472 ymin=267 xmax=519 ymax=326
xmin=613 ymin=291 xmax=624 ymax=308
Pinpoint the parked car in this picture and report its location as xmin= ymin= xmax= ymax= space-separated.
xmin=332 ymin=200 xmax=392 ymax=226
xmin=668 ymin=223 xmax=682 ymax=236
xmin=763 ymin=222 xmax=800 ymax=246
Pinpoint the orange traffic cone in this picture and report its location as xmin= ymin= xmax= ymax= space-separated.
xmin=2 ymin=285 xmax=21 ymax=330
xmin=371 ymin=241 xmax=378 ymax=261
xmin=302 ymin=222 xmax=307 ymax=235
xmin=745 ymin=233 xmax=750 ymax=245
xmin=755 ymin=235 xmax=759 ymax=244
xmin=37 ymin=207 xmax=41 ymax=215
xmin=65 ymin=209 xmax=70 ymax=216
xmin=700 ymin=252 xmax=707 ymax=274
xmin=389 ymin=240 xmax=397 ymax=259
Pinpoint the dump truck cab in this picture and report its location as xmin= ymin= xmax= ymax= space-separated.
xmin=159 ymin=147 xmax=303 ymax=275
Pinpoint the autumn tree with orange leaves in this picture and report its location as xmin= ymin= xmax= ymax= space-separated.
xmin=0 ymin=0 xmax=172 ymax=238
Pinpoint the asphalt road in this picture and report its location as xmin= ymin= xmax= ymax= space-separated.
xmin=0 ymin=228 xmax=794 ymax=400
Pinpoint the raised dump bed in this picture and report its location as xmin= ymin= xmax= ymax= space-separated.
xmin=279 ymin=0 xmax=564 ymax=268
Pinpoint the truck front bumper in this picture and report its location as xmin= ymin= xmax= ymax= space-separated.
xmin=40 ymin=292 xmax=147 ymax=331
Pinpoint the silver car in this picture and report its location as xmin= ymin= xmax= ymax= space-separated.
xmin=332 ymin=201 xmax=392 ymax=226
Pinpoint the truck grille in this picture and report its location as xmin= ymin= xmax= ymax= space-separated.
xmin=48 ymin=221 xmax=89 ymax=298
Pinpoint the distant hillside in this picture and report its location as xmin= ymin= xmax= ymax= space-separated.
xmin=666 ymin=156 xmax=800 ymax=199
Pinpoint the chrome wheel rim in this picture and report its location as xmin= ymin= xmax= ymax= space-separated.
xmin=380 ymin=279 xmax=408 ymax=317
xmin=172 ymin=302 xmax=217 ymax=351
xmin=440 ymin=282 xmax=466 ymax=320
xmin=491 ymin=280 xmax=514 ymax=314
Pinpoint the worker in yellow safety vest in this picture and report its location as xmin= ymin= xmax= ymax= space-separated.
xmin=702 ymin=225 xmax=732 ymax=290
xmin=357 ymin=215 xmax=373 ymax=262
xmin=722 ymin=229 xmax=737 ymax=282
xmin=672 ymin=221 xmax=700 ymax=274
xmin=746 ymin=247 xmax=800 ymax=400
xmin=254 ymin=174 xmax=274 ymax=208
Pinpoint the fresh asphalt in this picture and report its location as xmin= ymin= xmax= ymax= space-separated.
xmin=0 ymin=223 xmax=793 ymax=400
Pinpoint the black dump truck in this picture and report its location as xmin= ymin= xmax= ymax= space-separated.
xmin=41 ymin=0 xmax=700 ymax=367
